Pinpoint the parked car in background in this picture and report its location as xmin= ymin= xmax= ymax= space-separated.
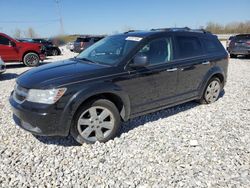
xmin=48 ymin=38 xmax=65 ymax=47
xmin=9 ymin=28 xmax=228 ymax=144
xmin=0 ymin=33 xmax=45 ymax=67
xmin=227 ymin=34 xmax=250 ymax=58
xmin=73 ymin=35 xmax=105 ymax=53
xmin=19 ymin=38 xmax=61 ymax=56
xmin=0 ymin=57 xmax=6 ymax=74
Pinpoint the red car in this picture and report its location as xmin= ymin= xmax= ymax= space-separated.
xmin=0 ymin=33 xmax=46 ymax=67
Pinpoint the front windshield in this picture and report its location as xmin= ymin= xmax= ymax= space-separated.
xmin=76 ymin=35 xmax=142 ymax=65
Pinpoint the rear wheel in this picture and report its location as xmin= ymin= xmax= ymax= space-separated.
xmin=52 ymin=49 xmax=59 ymax=56
xmin=230 ymin=54 xmax=237 ymax=58
xmin=199 ymin=77 xmax=222 ymax=104
xmin=23 ymin=52 xmax=40 ymax=67
xmin=70 ymin=99 xmax=121 ymax=144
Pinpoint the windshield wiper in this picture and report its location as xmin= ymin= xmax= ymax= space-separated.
xmin=77 ymin=57 xmax=98 ymax=64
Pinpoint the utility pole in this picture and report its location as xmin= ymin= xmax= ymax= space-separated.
xmin=55 ymin=0 xmax=64 ymax=35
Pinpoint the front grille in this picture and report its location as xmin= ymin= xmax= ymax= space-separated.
xmin=13 ymin=84 xmax=29 ymax=103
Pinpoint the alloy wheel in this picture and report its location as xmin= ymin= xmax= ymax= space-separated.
xmin=204 ymin=80 xmax=221 ymax=103
xmin=26 ymin=54 xmax=39 ymax=66
xmin=77 ymin=106 xmax=115 ymax=142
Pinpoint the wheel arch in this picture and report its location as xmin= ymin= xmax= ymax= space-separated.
xmin=198 ymin=66 xmax=226 ymax=98
xmin=58 ymin=83 xmax=131 ymax=136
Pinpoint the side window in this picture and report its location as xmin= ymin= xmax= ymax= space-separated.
xmin=202 ymin=38 xmax=221 ymax=53
xmin=176 ymin=36 xmax=203 ymax=58
xmin=137 ymin=37 xmax=173 ymax=65
xmin=0 ymin=36 xmax=11 ymax=45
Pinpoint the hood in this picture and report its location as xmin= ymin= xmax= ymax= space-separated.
xmin=17 ymin=59 xmax=111 ymax=89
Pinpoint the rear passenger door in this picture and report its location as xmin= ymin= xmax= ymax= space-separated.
xmin=174 ymin=35 xmax=210 ymax=99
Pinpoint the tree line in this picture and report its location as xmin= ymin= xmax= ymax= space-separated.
xmin=10 ymin=21 xmax=250 ymax=39
xmin=13 ymin=27 xmax=37 ymax=38
xmin=204 ymin=21 xmax=250 ymax=34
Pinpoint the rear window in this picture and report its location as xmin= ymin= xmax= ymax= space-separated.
xmin=235 ymin=35 xmax=250 ymax=40
xmin=76 ymin=37 xmax=91 ymax=42
xmin=202 ymin=38 xmax=222 ymax=53
xmin=176 ymin=36 xmax=203 ymax=58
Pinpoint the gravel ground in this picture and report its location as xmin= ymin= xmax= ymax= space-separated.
xmin=0 ymin=48 xmax=249 ymax=187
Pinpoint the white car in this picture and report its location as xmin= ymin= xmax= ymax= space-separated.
xmin=66 ymin=42 xmax=74 ymax=51
xmin=0 ymin=57 xmax=6 ymax=74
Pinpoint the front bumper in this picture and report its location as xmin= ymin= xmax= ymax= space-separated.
xmin=0 ymin=64 xmax=6 ymax=73
xmin=39 ymin=53 xmax=46 ymax=61
xmin=9 ymin=92 xmax=69 ymax=136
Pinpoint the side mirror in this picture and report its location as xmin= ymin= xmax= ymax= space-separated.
xmin=9 ymin=41 xmax=16 ymax=47
xmin=130 ymin=54 xmax=149 ymax=67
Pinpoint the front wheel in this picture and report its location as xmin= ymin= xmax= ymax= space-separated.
xmin=23 ymin=53 xmax=40 ymax=67
xmin=70 ymin=99 xmax=121 ymax=144
xmin=199 ymin=77 xmax=222 ymax=104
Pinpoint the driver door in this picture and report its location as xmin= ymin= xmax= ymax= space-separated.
xmin=118 ymin=36 xmax=178 ymax=115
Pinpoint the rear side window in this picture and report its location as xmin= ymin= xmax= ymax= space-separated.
xmin=202 ymin=38 xmax=222 ymax=53
xmin=176 ymin=36 xmax=203 ymax=58
xmin=0 ymin=36 xmax=11 ymax=45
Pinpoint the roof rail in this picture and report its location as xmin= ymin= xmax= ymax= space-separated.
xmin=124 ymin=30 xmax=142 ymax=34
xmin=151 ymin=27 xmax=210 ymax=33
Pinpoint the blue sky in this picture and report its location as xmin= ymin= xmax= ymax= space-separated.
xmin=0 ymin=0 xmax=249 ymax=37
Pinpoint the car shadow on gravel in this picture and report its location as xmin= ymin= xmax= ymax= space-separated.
xmin=33 ymin=135 xmax=80 ymax=147
xmin=119 ymin=101 xmax=199 ymax=136
xmin=33 ymin=91 xmax=225 ymax=147
xmin=0 ymin=73 xmax=19 ymax=81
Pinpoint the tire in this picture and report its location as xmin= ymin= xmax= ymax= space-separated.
xmin=23 ymin=52 xmax=40 ymax=67
xmin=230 ymin=54 xmax=237 ymax=58
xmin=199 ymin=77 xmax=222 ymax=104
xmin=70 ymin=99 xmax=121 ymax=144
xmin=52 ymin=49 xmax=59 ymax=56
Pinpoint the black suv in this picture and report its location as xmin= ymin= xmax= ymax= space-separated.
xmin=10 ymin=28 xmax=228 ymax=144
xmin=227 ymin=34 xmax=250 ymax=58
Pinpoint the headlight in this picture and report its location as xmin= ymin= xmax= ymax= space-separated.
xmin=26 ymin=88 xmax=67 ymax=104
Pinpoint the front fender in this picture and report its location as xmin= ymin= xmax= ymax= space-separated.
xmin=58 ymin=82 xmax=131 ymax=136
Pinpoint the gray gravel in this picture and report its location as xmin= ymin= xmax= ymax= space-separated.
xmin=0 ymin=56 xmax=250 ymax=187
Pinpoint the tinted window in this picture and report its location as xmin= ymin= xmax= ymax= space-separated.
xmin=93 ymin=37 xmax=103 ymax=42
xmin=76 ymin=38 xmax=91 ymax=42
xmin=137 ymin=37 xmax=173 ymax=65
xmin=202 ymin=38 xmax=221 ymax=53
xmin=235 ymin=35 xmax=250 ymax=40
xmin=0 ymin=36 xmax=11 ymax=45
xmin=176 ymin=36 xmax=203 ymax=58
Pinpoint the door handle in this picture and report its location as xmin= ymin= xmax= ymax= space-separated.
xmin=202 ymin=61 xmax=210 ymax=65
xmin=166 ymin=68 xmax=177 ymax=72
